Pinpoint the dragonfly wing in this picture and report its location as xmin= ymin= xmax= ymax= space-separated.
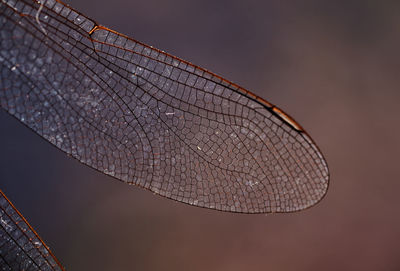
xmin=0 ymin=189 xmax=64 ymax=270
xmin=0 ymin=0 xmax=329 ymax=213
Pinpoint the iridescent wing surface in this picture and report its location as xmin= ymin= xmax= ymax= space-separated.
xmin=0 ymin=0 xmax=329 ymax=214
xmin=0 ymin=189 xmax=64 ymax=270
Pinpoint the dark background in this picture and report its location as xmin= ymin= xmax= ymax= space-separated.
xmin=1 ymin=1 xmax=400 ymax=270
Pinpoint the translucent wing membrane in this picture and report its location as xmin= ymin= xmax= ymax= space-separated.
xmin=0 ymin=190 xmax=64 ymax=270
xmin=0 ymin=0 xmax=329 ymax=213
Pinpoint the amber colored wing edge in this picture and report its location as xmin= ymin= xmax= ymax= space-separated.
xmin=0 ymin=189 xmax=65 ymax=270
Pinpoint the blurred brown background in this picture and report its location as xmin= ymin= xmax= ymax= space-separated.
xmin=1 ymin=0 xmax=400 ymax=270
